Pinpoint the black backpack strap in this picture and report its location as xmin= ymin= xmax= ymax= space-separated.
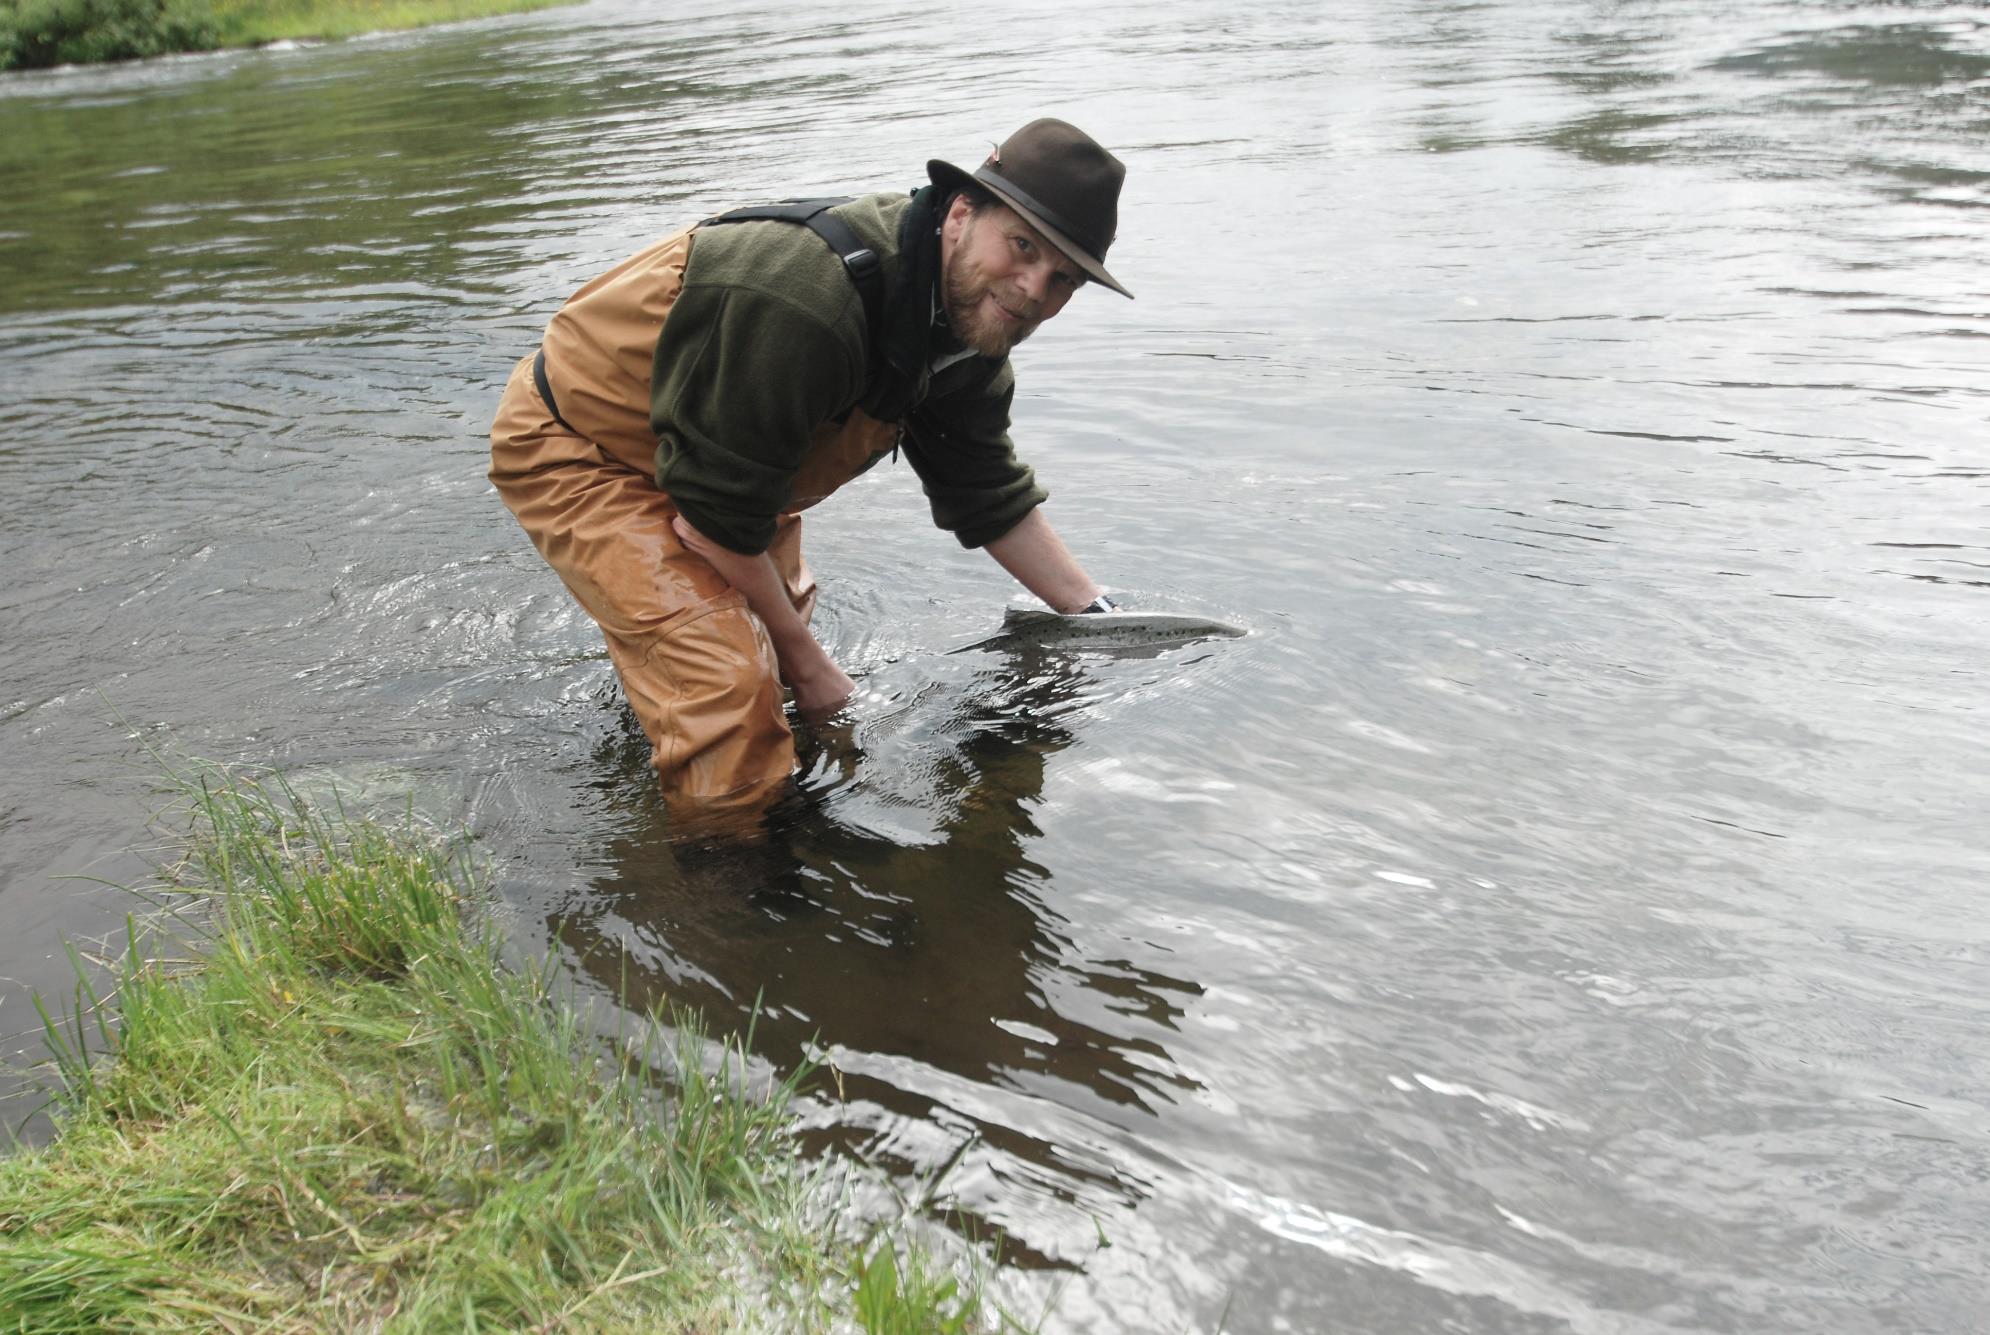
xmin=701 ymin=198 xmax=884 ymax=348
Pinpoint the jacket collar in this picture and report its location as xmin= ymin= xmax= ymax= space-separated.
xmin=882 ymin=185 xmax=948 ymax=382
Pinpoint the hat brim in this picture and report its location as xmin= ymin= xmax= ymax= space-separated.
xmin=928 ymin=158 xmax=1133 ymax=299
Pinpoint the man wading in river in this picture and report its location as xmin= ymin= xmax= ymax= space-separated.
xmin=490 ymin=119 xmax=1132 ymax=833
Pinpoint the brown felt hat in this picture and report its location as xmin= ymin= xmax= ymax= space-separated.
xmin=928 ymin=118 xmax=1132 ymax=299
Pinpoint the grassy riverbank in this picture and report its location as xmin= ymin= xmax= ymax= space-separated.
xmin=0 ymin=772 xmax=1010 ymax=1332
xmin=0 ymin=0 xmax=574 ymax=71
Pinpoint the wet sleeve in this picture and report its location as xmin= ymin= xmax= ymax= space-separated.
xmin=901 ymin=360 xmax=1048 ymax=550
xmin=650 ymin=282 xmax=861 ymax=555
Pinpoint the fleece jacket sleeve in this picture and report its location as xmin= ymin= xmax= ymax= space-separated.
xmin=902 ymin=359 xmax=1048 ymax=549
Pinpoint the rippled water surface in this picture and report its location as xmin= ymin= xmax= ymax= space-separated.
xmin=4 ymin=1 xmax=1987 ymax=1329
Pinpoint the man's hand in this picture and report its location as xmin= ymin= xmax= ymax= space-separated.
xmin=786 ymin=658 xmax=856 ymax=719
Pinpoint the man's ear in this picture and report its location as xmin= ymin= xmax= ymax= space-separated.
xmin=943 ymin=193 xmax=975 ymax=235
xmin=939 ymin=193 xmax=973 ymax=260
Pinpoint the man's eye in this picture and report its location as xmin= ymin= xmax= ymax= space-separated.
xmin=1013 ymin=236 xmax=1034 ymax=256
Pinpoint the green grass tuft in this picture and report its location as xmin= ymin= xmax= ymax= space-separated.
xmin=0 ymin=767 xmax=1024 ymax=1332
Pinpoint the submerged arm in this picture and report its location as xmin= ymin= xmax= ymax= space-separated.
xmin=671 ymin=515 xmax=855 ymax=717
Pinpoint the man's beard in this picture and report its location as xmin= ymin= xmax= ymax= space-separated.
xmin=941 ymin=225 xmax=1041 ymax=358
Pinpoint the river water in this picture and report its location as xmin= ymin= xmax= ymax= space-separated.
xmin=3 ymin=1 xmax=1986 ymax=1329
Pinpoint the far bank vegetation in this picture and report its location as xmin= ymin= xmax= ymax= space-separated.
xmin=0 ymin=0 xmax=574 ymax=71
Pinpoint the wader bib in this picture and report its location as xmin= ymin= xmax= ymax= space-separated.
xmin=490 ymin=215 xmax=900 ymax=833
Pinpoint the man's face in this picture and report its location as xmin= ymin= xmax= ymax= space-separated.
xmin=939 ymin=194 xmax=1086 ymax=358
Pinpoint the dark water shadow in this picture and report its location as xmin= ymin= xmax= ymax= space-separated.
xmin=549 ymin=653 xmax=1207 ymax=1245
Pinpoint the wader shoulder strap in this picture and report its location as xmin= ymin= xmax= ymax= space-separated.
xmin=700 ymin=197 xmax=884 ymax=348
xmin=532 ymin=348 xmax=577 ymax=434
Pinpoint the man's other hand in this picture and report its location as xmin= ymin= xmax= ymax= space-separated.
xmin=787 ymin=659 xmax=856 ymax=720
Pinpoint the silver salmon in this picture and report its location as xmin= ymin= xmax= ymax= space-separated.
xmin=952 ymin=607 xmax=1248 ymax=654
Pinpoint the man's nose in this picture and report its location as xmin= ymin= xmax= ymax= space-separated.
xmin=1015 ymin=261 xmax=1051 ymax=304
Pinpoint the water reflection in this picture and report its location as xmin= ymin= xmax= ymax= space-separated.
xmin=0 ymin=32 xmax=605 ymax=317
xmin=551 ymin=653 xmax=1205 ymax=1204
xmin=1712 ymin=19 xmax=1990 ymax=88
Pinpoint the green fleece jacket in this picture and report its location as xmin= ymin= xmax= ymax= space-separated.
xmin=651 ymin=186 xmax=1046 ymax=555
